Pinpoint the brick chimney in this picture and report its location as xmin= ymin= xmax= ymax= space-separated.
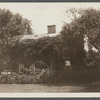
xmin=47 ymin=25 xmax=56 ymax=34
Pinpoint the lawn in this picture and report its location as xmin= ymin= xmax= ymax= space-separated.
xmin=0 ymin=82 xmax=100 ymax=93
xmin=0 ymin=84 xmax=83 ymax=93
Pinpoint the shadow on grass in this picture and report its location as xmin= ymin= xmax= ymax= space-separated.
xmin=79 ymin=82 xmax=100 ymax=92
xmin=41 ymin=80 xmax=100 ymax=92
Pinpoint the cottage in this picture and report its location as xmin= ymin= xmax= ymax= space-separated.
xmin=11 ymin=25 xmax=60 ymax=74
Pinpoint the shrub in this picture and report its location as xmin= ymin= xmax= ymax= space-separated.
xmin=0 ymin=69 xmax=51 ymax=84
xmin=17 ymin=74 xmax=35 ymax=84
xmin=0 ymin=72 xmax=18 ymax=84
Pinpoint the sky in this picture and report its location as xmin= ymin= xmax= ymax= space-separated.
xmin=0 ymin=3 xmax=100 ymax=35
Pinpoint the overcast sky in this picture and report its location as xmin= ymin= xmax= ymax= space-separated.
xmin=0 ymin=3 xmax=100 ymax=35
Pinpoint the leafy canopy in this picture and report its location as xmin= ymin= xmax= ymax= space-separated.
xmin=0 ymin=8 xmax=33 ymax=68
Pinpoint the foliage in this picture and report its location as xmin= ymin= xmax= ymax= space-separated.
xmin=0 ymin=9 xmax=32 ymax=51
xmin=61 ymin=8 xmax=100 ymax=62
xmin=0 ymin=8 xmax=33 ymax=71
xmin=62 ymin=8 xmax=100 ymax=50
xmin=0 ymin=69 xmax=50 ymax=84
xmin=35 ymin=61 xmax=48 ymax=69
xmin=17 ymin=74 xmax=35 ymax=84
xmin=0 ymin=72 xmax=18 ymax=84
xmin=10 ymin=8 xmax=100 ymax=84
xmin=60 ymin=8 xmax=100 ymax=83
xmin=19 ymin=35 xmax=69 ymax=74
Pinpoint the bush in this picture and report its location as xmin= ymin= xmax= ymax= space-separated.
xmin=0 ymin=72 xmax=18 ymax=84
xmin=35 ymin=68 xmax=51 ymax=83
xmin=17 ymin=74 xmax=35 ymax=84
xmin=0 ymin=69 xmax=51 ymax=84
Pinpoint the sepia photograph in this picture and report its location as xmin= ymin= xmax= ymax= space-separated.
xmin=0 ymin=2 xmax=100 ymax=96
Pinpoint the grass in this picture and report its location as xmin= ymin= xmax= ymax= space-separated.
xmin=0 ymin=84 xmax=83 ymax=93
xmin=0 ymin=82 xmax=100 ymax=93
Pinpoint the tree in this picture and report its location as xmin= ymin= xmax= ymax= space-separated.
xmin=61 ymin=8 xmax=100 ymax=82
xmin=0 ymin=8 xmax=33 ymax=70
xmin=62 ymin=8 xmax=100 ymax=51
